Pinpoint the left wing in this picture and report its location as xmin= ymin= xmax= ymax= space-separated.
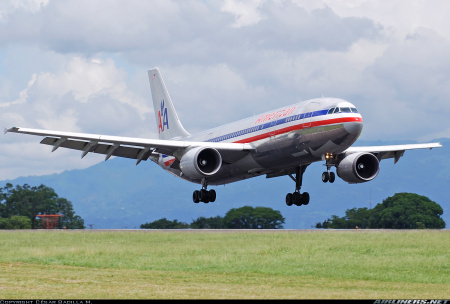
xmin=5 ymin=127 xmax=254 ymax=165
xmin=344 ymin=143 xmax=442 ymax=163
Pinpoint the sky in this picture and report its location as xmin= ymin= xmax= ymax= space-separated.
xmin=0 ymin=0 xmax=449 ymax=180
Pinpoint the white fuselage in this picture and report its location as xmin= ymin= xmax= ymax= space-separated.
xmin=154 ymin=97 xmax=363 ymax=186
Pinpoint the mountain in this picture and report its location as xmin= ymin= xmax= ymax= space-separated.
xmin=1 ymin=138 xmax=448 ymax=229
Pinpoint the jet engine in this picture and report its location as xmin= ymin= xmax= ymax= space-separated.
xmin=337 ymin=152 xmax=380 ymax=184
xmin=179 ymin=147 xmax=222 ymax=179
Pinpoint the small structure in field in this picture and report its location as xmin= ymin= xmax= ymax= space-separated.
xmin=36 ymin=214 xmax=62 ymax=229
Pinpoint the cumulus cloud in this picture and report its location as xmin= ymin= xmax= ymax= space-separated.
xmin=159 ymin=64 xmax=268 ymax=133
xmin=2 ymin=56 xmax=150 ymax=133
xmin=356 ymin=27 xmax=450 ymax=140
xmin=0 ymin=0 xmax=49 ymax=21
xmin=221 ymin=0 xmax=266 ymax=28
xmin=1 ymin=53 xmax=152 ymax=179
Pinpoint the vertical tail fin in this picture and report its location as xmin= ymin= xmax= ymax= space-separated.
xmin=148 ymin=68 xmax=190 ymax=140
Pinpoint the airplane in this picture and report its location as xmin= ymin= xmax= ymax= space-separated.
xmin=5 ymin=68 xmax=442 ymax=206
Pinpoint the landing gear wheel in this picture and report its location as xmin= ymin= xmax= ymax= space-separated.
xmin=322 ymin=171 xmax=336 ymax=183
xmin=199 ymin=189 xmax=210 ymax=204
xmin=293 ymin=192 xmax=302 ymax=206
xmin=329 ymin=172 xmax=335 ymax=183
xmin=286 ymin=193 xmax=293 ymax=206
xmin=193 ymin=190 xmax=200 ymax=203
xmin=322 ymin=172 xmax=329 ymax=183
xmin=285 ymin=191 xmax=310 ymax=206
xmin=301 ymin=192 xmax=310 ymax=205
xmin=208 ymin=189 xmax=216 ymax=202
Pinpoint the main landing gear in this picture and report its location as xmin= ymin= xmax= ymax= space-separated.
xmin=193 ymin=179 xmax=216 ymax=204
xmin=286 ymin=166 xmax=310 ymax=206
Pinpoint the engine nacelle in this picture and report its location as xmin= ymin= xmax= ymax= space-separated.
xmin=179 ymin=147 xmax=222 ymax=179
xmin=337 ymin=152 xmax=380 ymax=184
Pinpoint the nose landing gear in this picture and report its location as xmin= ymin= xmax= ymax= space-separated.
xmin=322 ymin=171 xmax=335 ymax=183
xmin=322 ymin=153 xmax=336 ymax=183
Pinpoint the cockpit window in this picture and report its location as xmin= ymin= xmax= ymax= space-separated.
xmin=328 ymin=106 xmax=359 ymax=114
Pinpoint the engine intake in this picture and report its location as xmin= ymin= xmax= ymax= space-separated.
xmin=337 ymin=152 xmax=380 ymax=184
xmin=179 ymin=147 xmax=222 ymax=179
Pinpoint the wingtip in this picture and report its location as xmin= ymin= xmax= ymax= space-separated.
xmin=4 ymin=127 xmax=18 ymax=134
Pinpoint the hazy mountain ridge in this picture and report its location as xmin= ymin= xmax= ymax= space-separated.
xmin=2 ymin=139 xmax=448 ymax=229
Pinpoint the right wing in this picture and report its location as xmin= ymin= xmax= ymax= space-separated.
xmin=344 ymin=143 xmax=442 ymax=163
xmin=5 ymin=127 xmax=254 ymax=165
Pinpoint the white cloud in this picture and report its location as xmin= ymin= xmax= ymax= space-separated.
xmin=0 ymin=51 xmax=153 ymax=179
xmin=356 ymin=27 xmax=450 ymax=140
xmin=323 ymin=0 xmax=450 ymax=41
xmin=157 ymin=64 xmax=268 ymax=133
xmin=221 ymin=0 xmax=266 ymax=28
xmin=0 ymin=0 xmax=49 ymax=21
xmin=0 ymin=73 xmax=36 ymax=108
xmin=2 ymin=55 xmax=150 ymax=132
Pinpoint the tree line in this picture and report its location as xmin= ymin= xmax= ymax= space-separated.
xmin=142 ymin=193 xmax=445 ymax=230
xmin=0 ymin=185 xmax=443 ymax=230
xmin=316 ymin=193 xmax=445 ymax=229
xmin=0 ymin=183 xmax=85 ymax=229
xmin=140 ymin=206 xmax=286 ymax=229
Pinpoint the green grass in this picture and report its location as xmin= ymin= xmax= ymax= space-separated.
xmin=0 ymin=230 xmax=448 ymax=299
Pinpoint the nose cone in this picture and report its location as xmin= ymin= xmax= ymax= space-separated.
xmin=344 ymin=121 xmax=363 ymax=136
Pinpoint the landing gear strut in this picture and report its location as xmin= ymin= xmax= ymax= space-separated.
xmin=193 ymin=179 xmax=216 ymax=204
xmin=286 ymin=166 xmax=310 ymax=206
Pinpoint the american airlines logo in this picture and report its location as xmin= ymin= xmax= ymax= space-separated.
xmin=254 ymin=106 xmax=296 ymax=124
xmin=158 ymin=99 xmax=169 ymax=134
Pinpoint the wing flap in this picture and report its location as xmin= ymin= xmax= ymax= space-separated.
xmin=40 ymin=137 xmax=154 ymax=161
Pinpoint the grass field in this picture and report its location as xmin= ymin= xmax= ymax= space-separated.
xmin=0 ymin=229 xmax=448 ymax=299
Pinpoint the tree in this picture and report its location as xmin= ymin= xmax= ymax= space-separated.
xmin=0 ymin=218 xmax=12 ymax=229
xmin=9 ymin=216 xmax=32 ymax=229
xmin=316 ymin=207 xmax=371 ymax=229
xmin=190 ymin=216 xmax=225 ymax=229
xmin=140 ymin=218 xmax=189 ymax=229
xmin=369 ymin=193 xmax=445 ymax=229
xmin=140 ymin=207 xmax=286 ymax=229
xmin=316 ymin=193 xmax=445 ymax=229
xmin=0 ymin=216 xmax=32 ymax=229
xmin=55 ymin=198 xmax=85 ymax=229
xmin=223 ymin=206 xmax=285 ymax=229
xmin=0 ymin=183 xmax=85 ymax=229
